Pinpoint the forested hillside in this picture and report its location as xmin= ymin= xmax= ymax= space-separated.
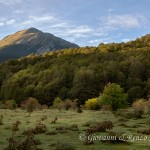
xmin=0 ymin=35 xmax=150 ymax=106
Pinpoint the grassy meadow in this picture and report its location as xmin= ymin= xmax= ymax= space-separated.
xmin=0 ymin=108 xmax=149 ymax=150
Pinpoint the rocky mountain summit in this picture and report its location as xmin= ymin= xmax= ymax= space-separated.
xmin=0 ymin=28 xmax=79 ymax=62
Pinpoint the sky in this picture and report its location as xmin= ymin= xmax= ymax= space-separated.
xmin=0 ymin=0 xmax=150 ymax=46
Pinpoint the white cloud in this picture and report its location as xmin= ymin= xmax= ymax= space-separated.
xmin=29 ymin=15 xmax=55 ymax=22
xmin=0 ymin=0 xmax=22 ymax=5
xmin=0 ymin=18 xmax=16 ymax=26
xmin=20 ymin=15 xmax=56 ymax=26
xmin=0 ymin=22 xmax=5 ymax=26
xmin=89 ymin=38 xmax=111 ymax=45
xmin=121 ymin=38 xmax=130 ymax=42
xmin=18 ymin=15 xmax=94 ymax=39
xmin=101 ymin=14 xmax=146 ymax=29
xmin=51 ymin=23 xmax=71 ymax=28
xmin=6 ymin=19 xmax=16 ymax=25
xmin=68 ymin=25 xmax=93 ymax=34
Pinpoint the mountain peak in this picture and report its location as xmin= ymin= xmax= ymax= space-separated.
xmin=0 ymin=28 xmax=79 ymax=62
xmin=25 ymin=27 xmax=42 ymax=34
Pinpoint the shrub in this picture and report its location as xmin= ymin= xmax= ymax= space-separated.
xmin=87 ymin=121 xmax=114 ymax=133
xmin=63 ymin=99 xmax=72 ymax=111
xmin=5 ymin=129 xmax=40 ymax=150
xmin=21 ymin=97 xmax=40 ymax=113
xmin=12 ymin=120 xmax=21 ymax=131
xmin=99 ymin=83 xmax=128 ymax=110
xmin=53 ymin=97 xmax=63 ymax=111
xmin=5 ymin=100 xmax=17 ymax=110
xmin=137 ymin=129 xmax=150 ymax=135
xmin=32 ymin=122 xmax=47 ymax=134
xmin=85 ymin=98 xmax=99 ymax=110
xmin=55 ymin=142 xmax=76 ymax=150
xmin=132 ymin=99 xmax=146 ymax=118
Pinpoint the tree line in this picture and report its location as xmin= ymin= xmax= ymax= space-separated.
xmin=0 ymin=35 xmax=150 ymax=106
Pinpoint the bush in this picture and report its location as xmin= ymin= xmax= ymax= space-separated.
xmin=99 ymin=83 xmax=128 ymax=110
xmin=23 ymin=122 xmax=47 ymax=135
xmin=137 ymin=129 xmax=150 ymax=135
xmin=5 ymin=129 xmax=40 ymax=150
xmin=63 ymin=99 xmax=73 ymax=111
xmin=55 ymin=142 xmax=76 ymax=150
xmin=132 ymin=99 xmax=146 ymax=118
xmin=5 ymin=100 xmax=17 ymax=110
xmin=85 ymin=98 xmax=99 ymax=110
xmin=114 ymin=109 xmax=143 ymax=119
xmin=87 ymin=121 xmax=114 ymax=133
xmin=53 ymin=97 xmax=64 ymax=111
xmin=53 ymin=98 xmax=77 ymax=111
xmin=32 ymin=122 xmax=47 ymax=134
xmin=21 ymin=97 xmax=40 ymax=113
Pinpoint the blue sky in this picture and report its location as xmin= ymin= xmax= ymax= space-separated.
xmin=0 ymin=0 xmax=150 ymax=46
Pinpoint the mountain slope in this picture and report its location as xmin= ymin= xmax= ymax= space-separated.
xmin=0 ymin=28 xmax=79 ymax=62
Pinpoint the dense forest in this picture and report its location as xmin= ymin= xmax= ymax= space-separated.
xmin=0 ymin=34 xmax=150 ymax=106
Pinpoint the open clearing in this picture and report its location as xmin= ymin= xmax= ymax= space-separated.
xmin=0 ymin=109 xmax=150 ymax=150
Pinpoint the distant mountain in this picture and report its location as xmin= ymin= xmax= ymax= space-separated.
xmin=0 ymin=28 xmax=79 ymax=62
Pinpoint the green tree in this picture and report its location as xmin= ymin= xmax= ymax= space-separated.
xmin=52 ymin=97 xmax=63 ymax=111
xmin=99 ymin=83 xmax=128 ymax=110
xmin=127 ymin=86 xmax=143 ymax=103
xmin=69 ymin=68 xmax=100 ymax=104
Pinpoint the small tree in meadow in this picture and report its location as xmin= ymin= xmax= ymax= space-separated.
xmin=21 ymin=97 xmax=40 ymax=115
xmin=99 ymin=83 xmax=128 ymax=110
xmin=53 ymin=97 xmax=63 ymax=112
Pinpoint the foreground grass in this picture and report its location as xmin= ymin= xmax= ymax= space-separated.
xmin=0 ymin=109 xmax=150 ymax=150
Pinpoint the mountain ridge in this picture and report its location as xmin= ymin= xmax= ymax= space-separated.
xmin=0 ymin=27 xmax=79 ymax=62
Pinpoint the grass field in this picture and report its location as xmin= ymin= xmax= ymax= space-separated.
xmin=0 ymin=109 xmax=150 ymax=150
